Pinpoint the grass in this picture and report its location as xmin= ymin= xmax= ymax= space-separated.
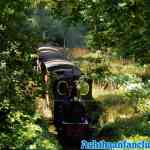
xmin=110 ymin=63 xmax=144 ymax=76
xmin=89 ymin=85 xmax=150 ymax=142
xmin=92 ymin=83 xmax=125 ymax=99
xmin=61 ymin=50 xmax=150 ymax=150
xmin=76 ymin=51 xmax=148 ymax=77
xmin=76 ymin=51 xmax=150 ymax=142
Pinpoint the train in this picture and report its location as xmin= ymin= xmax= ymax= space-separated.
xmin=36 ymin=45 xmax=93 ymax=140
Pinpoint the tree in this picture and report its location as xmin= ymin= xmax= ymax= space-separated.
xmin=0 ymin=1 xmax=62 ymax=149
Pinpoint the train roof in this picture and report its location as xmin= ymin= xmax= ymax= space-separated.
xmin=38 ymin=46 xmax=66 ymax=62
xmin=44 ymin=59 xmax=80 ymax=78
xmin=38 ymin=46 xmax=79 ymax=72
xmin=44 ymin=59 xmax=74 ymax=69
xmin=38 ymin=46 xmax=64 ymax=52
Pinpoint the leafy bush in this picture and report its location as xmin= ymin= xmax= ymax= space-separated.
xmin=75 ymin=52 xmax=110 ymax=81
xmin=136 ymin=80 xmax=150 ymax=114
xmin=90 ymin=64 xmax=110 ymax=80
xmin=125 ymin=78 xmax=150 ymax=113
xmin=0 ymin=111 xmax=62 ymax=150
xmin=141 ymin=64 xmax=150 ymax=82
xmin=137 ymin=98 xmax=150 ymax=114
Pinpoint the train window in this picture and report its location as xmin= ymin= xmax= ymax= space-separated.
xmin=57 ymin=81 xmax=69 ymax=96
xmin=77 ymin=80 xmax=89 ymax=96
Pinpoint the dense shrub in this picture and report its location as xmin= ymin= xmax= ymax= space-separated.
xmin=0 ymin=111 xmax=61 ymax=150
xmin=137 ymin=81 xmax=150 ymax=114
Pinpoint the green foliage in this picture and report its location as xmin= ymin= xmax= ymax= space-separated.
xmin=90 ymin=64 xmax=110 ymax=80
xmin=75 ymin=52 xmax=110 ymax=81
xmin=54 ymin=0 xmax=149 ymax=63
xmin=121 ymin=76 xmax=150 ymax=115
xmin=0 ymin=0 xmax=61 ymax=149
xmin=89 ymin=54 xmax=149 ymax=141
xmin=77 ymin=79 xmax=90 ymax=96
xmin=0 ymin=0 xmax=149 ymax=147
xmin=136 ymin=81 xmax=150 ymax=113
xmin=137 ymin=98 xmax=150 ymax=114
xmin=142 ymin=64 xmax=150 ymax=81
xmin=0 ymin=111 xmax=61 ymax=150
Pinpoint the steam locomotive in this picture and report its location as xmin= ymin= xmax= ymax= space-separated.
xmin=36 ymin=45 xmax=92 ymax=140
